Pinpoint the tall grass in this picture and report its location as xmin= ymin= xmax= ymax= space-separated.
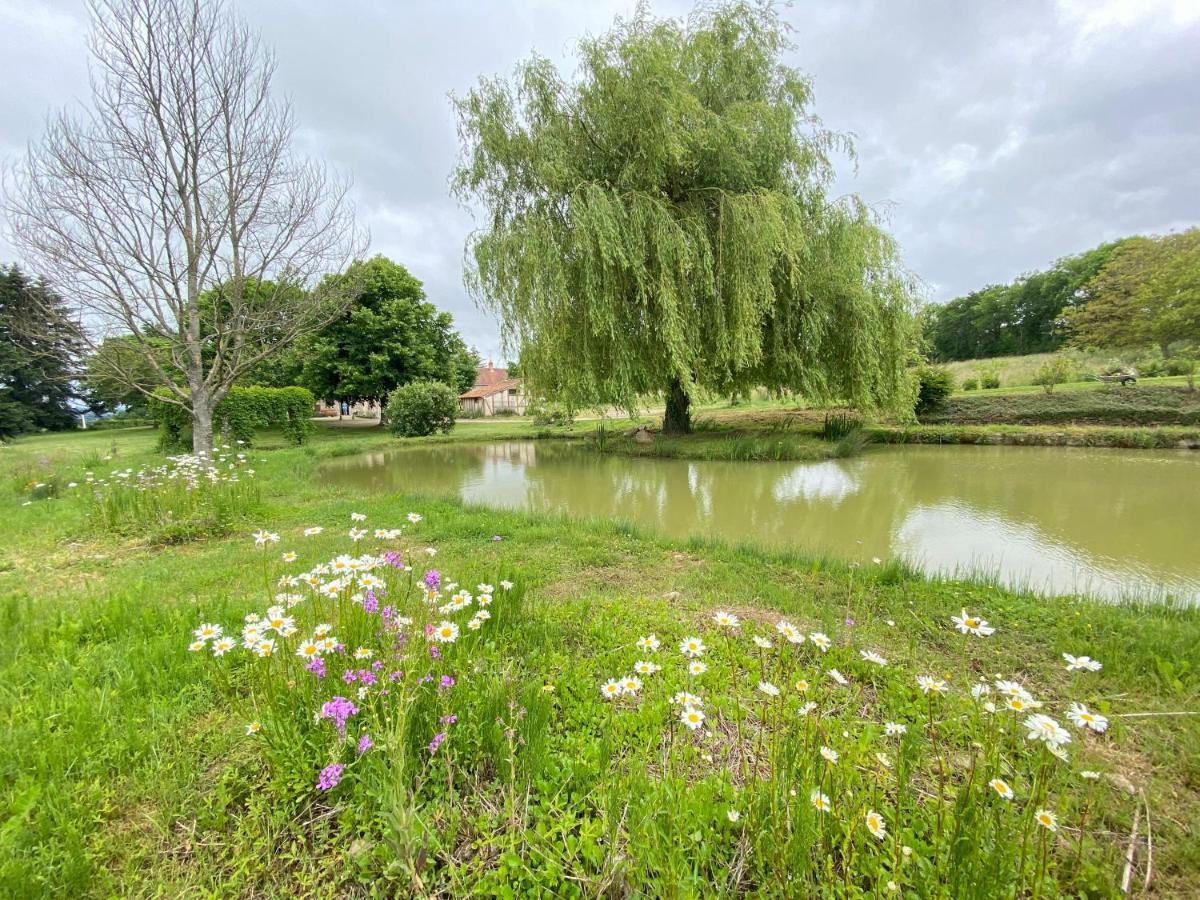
xmin=85 ymin=451 xmax=261 ymax=542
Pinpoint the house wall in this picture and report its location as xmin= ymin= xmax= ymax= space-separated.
xmin=458 ymin=386 xmax=527 ymax=416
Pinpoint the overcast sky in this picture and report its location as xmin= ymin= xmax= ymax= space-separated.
xmin=2 ymin=0 xmax=1198 ymax=362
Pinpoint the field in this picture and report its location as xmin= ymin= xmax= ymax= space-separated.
xmin=940 ymin=352 xmax=1192 ymax=394
xmin=1 ymin=425 xmax=1198 ymax=897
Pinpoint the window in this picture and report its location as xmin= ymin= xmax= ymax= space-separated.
xmin=508 ymin=388 xmax=518 ymax=396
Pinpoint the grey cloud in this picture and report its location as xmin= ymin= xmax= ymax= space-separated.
xmin=1 ymin=0 xmax=1197 ymax=358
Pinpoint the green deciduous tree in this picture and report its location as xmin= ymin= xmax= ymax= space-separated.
xmin=291 ymin=257 xmax=477 ymax=412
xmin=0 ymin=265 xmax=83 ymax=438
xmin=922 ymin=239 xmax=1129 ymax=361
xmin=1066 ymin=229 xmax=1200 ymax=358
xmin=84 ymin=334 xmax=172 ymax=415
xmin=452 ymin=2 xmax=915 ymax=433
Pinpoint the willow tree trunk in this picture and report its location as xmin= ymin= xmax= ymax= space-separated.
xmin=663 ymin=377 xmax=691 ymax=435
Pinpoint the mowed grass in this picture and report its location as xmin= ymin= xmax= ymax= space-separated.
xmin=920 ymin=385 xmax=1200 ymax=427
xmin=1 ymin=427 xmax=1198 ymax=896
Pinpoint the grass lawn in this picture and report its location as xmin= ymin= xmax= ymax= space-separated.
xmin=2 ymin=427 xmax=1198 ymax=896
xmin=920 ymin=385 xmax=1200 ymax=428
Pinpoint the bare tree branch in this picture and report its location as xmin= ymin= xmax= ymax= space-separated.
xmin=2 ymin=0 xmax=367 ymax=452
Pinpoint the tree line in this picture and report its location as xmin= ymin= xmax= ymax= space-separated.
xmin=0 ymin=254 xmax=478 ymax=441
xmin=922 ymin=229 xmax=1200 ymax=362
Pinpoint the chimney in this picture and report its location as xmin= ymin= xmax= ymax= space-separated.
xmin=487 ymin=360 xmax=494 ymax=369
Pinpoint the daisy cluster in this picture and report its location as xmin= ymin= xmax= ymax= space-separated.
xmin=85 ymin=444 xmax=254 ymax=494
xmin=187 ymin=512 xmax=515 ymax=792
xmin=598 ymin=604 xmax=1117 ymax=871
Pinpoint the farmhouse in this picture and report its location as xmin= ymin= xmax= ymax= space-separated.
xmin=458 ymin=361 xmax=526 ymax=416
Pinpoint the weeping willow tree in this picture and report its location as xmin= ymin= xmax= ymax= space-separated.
xmin=452 ymin=2 xmax=916 ymax=433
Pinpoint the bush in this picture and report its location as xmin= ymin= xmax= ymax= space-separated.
xmin=149 ymin=386 xmax=315 ymax=450
xmin=914 ymin=365 xmax=954 ymax=415
xmin=386 ymin=380 xmax=458 ymax=437
xmin=980 ymin=373 xmax=1001 ymax=390
xmin=1032 ymin=355 xmax=1073 ymax=394
xmin=961 ymin=378 xmax=979 ymax=391
xmin=529 ymin=402 xmax=574 ymax=427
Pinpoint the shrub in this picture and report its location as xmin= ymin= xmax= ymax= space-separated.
xmin=914 ymin=365 xmax=954 ymax=415
xmin=962 ymin=378 xmax=979 ymax=391
xmin=149 ymin=386 xmax=315 ymax=449
xmin=980 ymin=372 xmax=1001 ymax=390
xmin=386 ymin=380 xmax=458 ymax=437
xmin=529 ymin=402 xmax=574 ymax=427
xmin=1032 ymin=355 xmax=1073 ymax=394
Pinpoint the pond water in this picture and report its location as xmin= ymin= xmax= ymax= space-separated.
xmin=321 ymin=441 xmax=1200 ymax=603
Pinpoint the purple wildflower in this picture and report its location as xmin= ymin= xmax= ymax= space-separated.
xmin=362 ymin=591 xmax=379 ymax=614
xmin=439 ymin=674 xmax=456 ymax=690
xmin=428 ymin=731 xmax=447 ymax=754
xmin=358 ymin=670 xmax=377 ymax=686
xmin=418 ymin=674 xmax=434 ymax=685
xmin=319 ymin=696 xmax=359 ymax=738
xmin=357 ymin=733 xmax=374 ymax=755
xmin=440 ymin=714 xmax=457 ymax=725
xmin=429 ymin=645 xmax=441 ymax=660
xmin=381 ymin=606 xmax=396 ymax=622
xmin=343 ymin=669 xmax=358 ymax=684
xmin=372 ymin=660 xmax=384 ymax=672
xmin=316 ymin=762 xmax=345 ymax=791
xmin=424 ymin=569 xmax=440 ymax=591
xmin=388 ymin=670 xmax=403 ymax=682
xmin=383 ymin=550 xmax=404 ymax=568
xmin=306 ymin=657 xmax=327 ymax=679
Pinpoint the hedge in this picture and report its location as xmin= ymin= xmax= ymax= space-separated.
xmin=150 ymin=386 xmax=315 ymax=449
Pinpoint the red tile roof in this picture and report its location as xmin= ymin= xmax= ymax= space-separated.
xmin=459 ymin=378 xmax=522 ymax=400
xmin=473 ymin=363 xmax=508 ymax=387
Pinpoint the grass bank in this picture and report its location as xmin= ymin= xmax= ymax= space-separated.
xmin=873 ymin=422 xmax=1200 ymax=450
xmin=921 ymin=385 xmax=1200 ymax=428
xmin=1 ymin=428 xmax=1198 ymax=896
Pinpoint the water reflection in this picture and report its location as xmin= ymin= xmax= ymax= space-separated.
xmin=772 ymin=461 xmax=862 ymax=505
xmin=321 ymin=441 xmax=1200 ymax=603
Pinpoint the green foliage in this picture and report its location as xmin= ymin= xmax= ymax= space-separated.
xmin=923 ymin=238 xmax=1130 ymax=361
xmin=385 ymin=380 xmax=458 ymax=437
xmin=452 ymin=2 xmax=915 ymax=430
xmin=0 ymin=265 xmax=83 ymax=438
xmin=1066 ymin=230 xmax=1200 ymax=356
xmin=977 ymin=363 xmax=1001 ymax=390
xmin=289 ymin=257 xmax=475 ymax=404
xmin=821 ymin=411 xmax=862 ymax=441
xmin=1032 ymin=355 xmax=1074 ymax=394
xmin=150 ymin=387 xmax=315 ymax=449
xmin=914 ymin=365 xmax=955 ymax=415
xmin=962 ymin=378 xmax=979 ymax=391
xmin=528 ymin=402 xmax=574 ymax=427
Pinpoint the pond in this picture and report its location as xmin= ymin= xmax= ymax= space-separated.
xmin=321 ymin=441 xmax=1200 ymax=604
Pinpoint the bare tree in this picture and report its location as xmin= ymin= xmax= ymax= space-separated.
xmin=2 ymin=0 xmax=366 ymax=453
